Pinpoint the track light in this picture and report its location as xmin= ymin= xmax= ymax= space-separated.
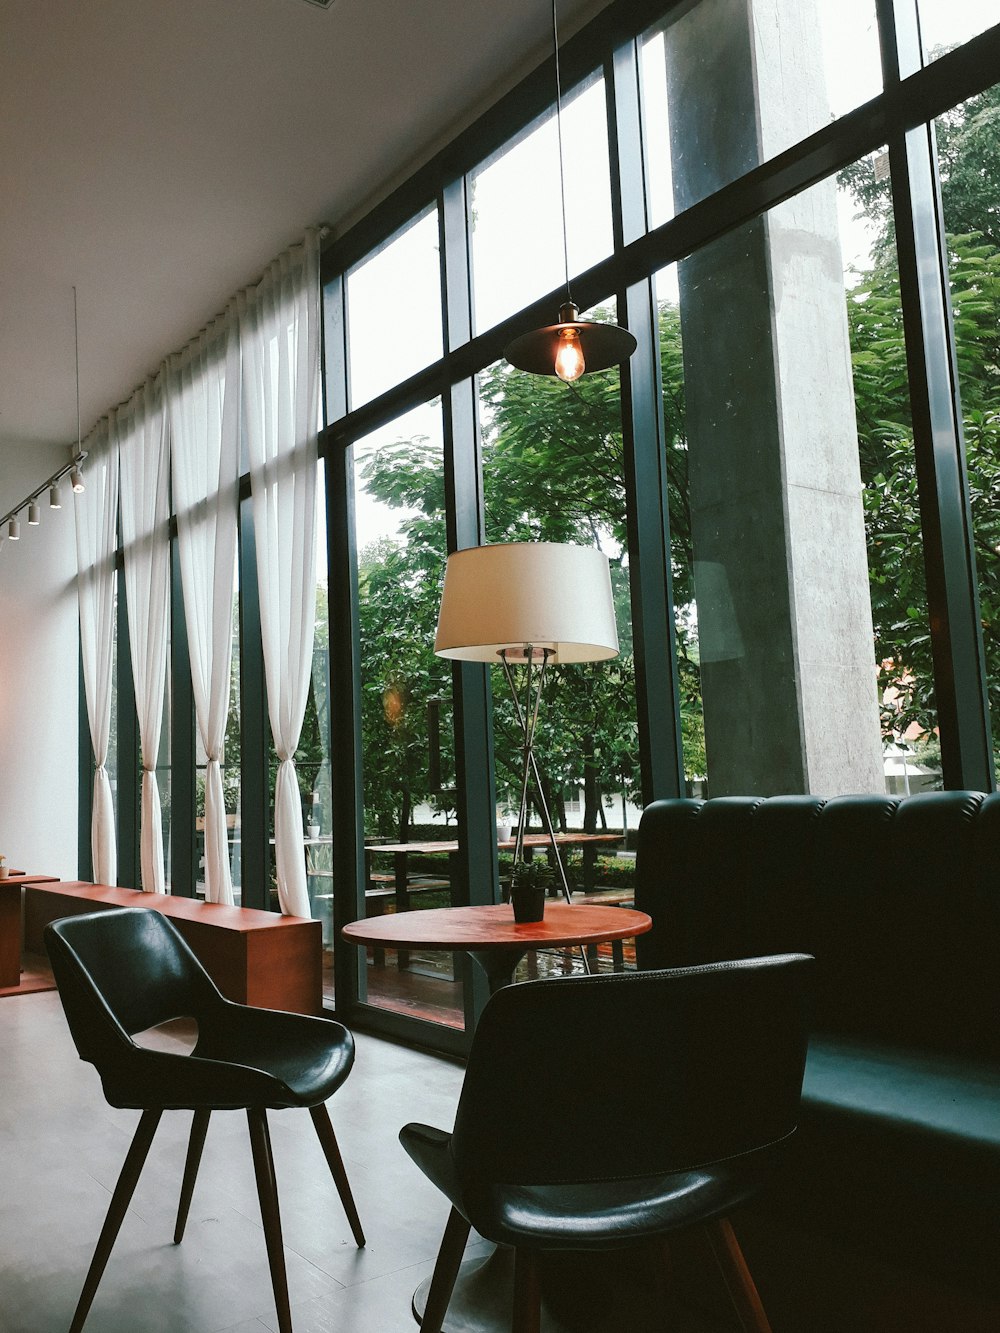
xmin=0 ymin=288 xmax=90 ymax=538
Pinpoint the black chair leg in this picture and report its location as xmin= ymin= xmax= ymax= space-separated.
xmin=174 ymin=1109 xmax=211 ymax=1243
xmin=420 ymin=1206 xmax=471 ymax=1333
xmin=247 ymin=1107 xmax=292 ymax=1333
xmin=512 ymin=1248 xmax=542 ymax=1333
xmin=705 ymin=1216 xmax=773 ymax=1333
xmin=308 ymin=1103 xmax=365 ymax=1247
xmin=69 ymin=1108 xmax=162 ymax=1333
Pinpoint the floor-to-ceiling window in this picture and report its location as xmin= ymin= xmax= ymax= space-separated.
xmin=81 ymin=0 xmax=1000 ymax=1051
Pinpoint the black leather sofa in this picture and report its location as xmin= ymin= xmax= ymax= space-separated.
xmin=634 ymin=791 xmax=1000 ymax=1297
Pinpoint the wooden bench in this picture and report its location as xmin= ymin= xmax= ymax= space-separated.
xmin=24 ymin=882 xmax=322 ymax=1016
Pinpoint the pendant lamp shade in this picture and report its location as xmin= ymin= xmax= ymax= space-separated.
xmin=434 ymin=542 xmax=619 ymax=664
xmin=505 ymin=302 xmax=638 ymax=380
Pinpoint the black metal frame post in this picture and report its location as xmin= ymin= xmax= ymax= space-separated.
xmin=609 ymin=35 xmax=687 ymax=805
xmin=442 ymin=173 xmax=498 ymax=1034
xmin=878 ymin=0 xmax=994 ymax=790
xmin=170 ymin=534 xmax=196 ymax=896
xmin=324 ymin=269 xmax=365 ymax=1015
xmin=237 ymin=491 xmax=271 ymax=909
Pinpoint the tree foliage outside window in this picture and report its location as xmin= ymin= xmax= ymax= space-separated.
xmin=353 ymin=85 xmax=1000 ymax=831
xmin=842 ymin=81 xmax=1000 ymax=765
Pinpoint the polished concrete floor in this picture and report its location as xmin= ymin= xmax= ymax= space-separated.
xmin=0 ymin=990 xmax=484 ymax=1333
xmin=3 ymin=989 xmax=998 ymax=1333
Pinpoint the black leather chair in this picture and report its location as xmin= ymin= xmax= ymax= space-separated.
xmin=400 ymin=953 xmax=813 ymax=1333
xmin=45 ymin=907 xmax=365 ymax=1333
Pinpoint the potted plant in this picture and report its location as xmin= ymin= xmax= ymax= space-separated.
xmin=509 ymin=859 xmax=553 ymax=923
xmin=0 ymin=855 xmax=8 ymax=881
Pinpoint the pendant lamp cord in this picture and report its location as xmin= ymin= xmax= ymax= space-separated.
xmin=552 ymin=0 xmax=572 ymax=305
xmin=73 ymin=285 xmax=81 ymax=453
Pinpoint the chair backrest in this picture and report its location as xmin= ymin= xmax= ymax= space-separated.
xmin=45 ymin=908 xmax=223 ymax=1069
xmin=450 ymin=953 xmax=813 ymax=1188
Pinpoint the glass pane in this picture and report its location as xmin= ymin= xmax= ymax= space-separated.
xmin=195 ymin=580 xmax=241 ymax=903
xmin=657 ymin=161 xmax=934 ymax=795
xmin=107 ymin=583 xmax=119 ymax=870
xmin=470 ymin=73 xmax=613 ymax=333
xmin=346 ymin=208 xmax=442 ymax=408
xmin=352 ymin=402 xmax=465 ymax=1029
xmin=642 ymin=0 xmax=882 ymax=227
xmin=938 ymin=87 xmax=1000 ymax=773
xmin=481 ymin=317 xmax=642 ymax=979
xmin=920 ymin=0 xmax=998 ymax=57
xmin=301 ymin=463 xmax=334 ymax=998
xmin=157 ymin=608 xmax=172 ymax=889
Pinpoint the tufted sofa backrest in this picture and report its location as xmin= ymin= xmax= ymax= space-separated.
xmin=634 ymin=791 xmax=1000 ymax=1059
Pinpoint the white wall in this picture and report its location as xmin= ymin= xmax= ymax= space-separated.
xmin=0 ymin=448 xmax=80 ymax=878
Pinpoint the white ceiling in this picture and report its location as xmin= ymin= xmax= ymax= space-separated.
xmin=0 ymin=0 xmax=610 ymax=459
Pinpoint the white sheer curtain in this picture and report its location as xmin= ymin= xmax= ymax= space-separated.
xmin=167 ymin=312 xmax=240 ymax=905
xmin=116 ymin=377 xmax=170 ymax=894
xmin=75 ymin=425 xmax=119 ymax=886
xmin=239 ymin=230 xmax=321 ymax=917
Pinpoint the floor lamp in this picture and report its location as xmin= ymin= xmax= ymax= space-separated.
xmin=434 ymin=542 xmax=619 ymax=913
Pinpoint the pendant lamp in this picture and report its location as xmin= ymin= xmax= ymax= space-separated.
xmin=504 ymin=0 xmax=636 ymax=382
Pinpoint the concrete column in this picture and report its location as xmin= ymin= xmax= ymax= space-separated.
xmin=665 ymin=0 xmax=883 ymax=795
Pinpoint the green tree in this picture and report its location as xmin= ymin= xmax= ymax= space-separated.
xmin=842 ymin=81 xmax=1000 ymax=758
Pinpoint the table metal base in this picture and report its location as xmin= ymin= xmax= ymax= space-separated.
xmin=412 ymin=1243 xmax=707 ymax=1332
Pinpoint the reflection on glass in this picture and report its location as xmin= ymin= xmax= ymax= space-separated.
xmin=642 ymin=0 xmax=881 ymax=228
xmin=352 ymin=403 xmax=464 ymax=1029
xmin=481 ymin=331 xmax=641 ymax=979
xmin=937 ymin=88 xmax=1000 ymax=772
xmin=470 ymin=74 xmax=613 ymax=333
xmin=347 ymin=209 xmax=443 ymax=409
xmin=657 ymin=160 xmax=934 ymax=797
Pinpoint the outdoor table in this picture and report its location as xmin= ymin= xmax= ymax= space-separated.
xmin=366 ymin=831 xmax=624 ymax=902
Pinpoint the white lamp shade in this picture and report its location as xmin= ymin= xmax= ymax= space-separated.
xmin=435 ymin=542 xmax=619 ymax=664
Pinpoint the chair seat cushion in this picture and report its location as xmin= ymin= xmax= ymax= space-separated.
xmin=802 ymin=1036 xmax=1000 ymax=1187
xmin=192 ymin=1004 xmax=355 ymax=1108
xmin=772 ymin=1036 xmax=1000 ymax=1287
xmin=400 ymin=1120 xmax=783 ymax=1250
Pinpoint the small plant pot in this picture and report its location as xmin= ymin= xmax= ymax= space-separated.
xmin=0 ymin=867 xmax=8 ymax=880
xmin=306 ymin=824 xmax=320 ymax=839
xmin=511 ymin=885 xmax=545 ymax=923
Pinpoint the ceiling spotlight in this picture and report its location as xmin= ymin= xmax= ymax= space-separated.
xmin=70 ymin=464 xmax=85 ymax=494
xmin=50 ymin=484 xmax=62 ymax=510
xmin=8 ymin=516 xmax=20 ymax=541
xmin=27 ymin=500 xmax=40 ymax=525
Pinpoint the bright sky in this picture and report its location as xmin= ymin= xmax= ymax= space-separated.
xmin=345 ymin=0 xmax=999 ymax=549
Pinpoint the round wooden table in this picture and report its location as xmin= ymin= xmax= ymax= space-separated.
xmin=342 ymin=901 xmax=651 ymax=992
